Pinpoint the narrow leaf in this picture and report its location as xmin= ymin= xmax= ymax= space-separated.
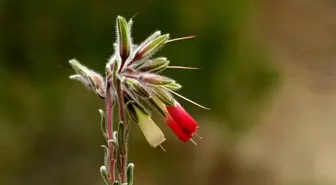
xmin=99 ymin=109 xmax=108 ymax=139
xmin=100 ymin=166 xmax=110 ymax=185
xmin=101 ymin=145 xmax=109 ymax=169
xmin=127 ymin=163 xmax=135 ymax=185
xmin=117 ymin=123 xmax=126 ymax=154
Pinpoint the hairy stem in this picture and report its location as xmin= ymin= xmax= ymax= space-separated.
xmin=116 ymin=78 xmax=128 ymax=184
xmin=106 ymin=81 xmax=116 ymax=184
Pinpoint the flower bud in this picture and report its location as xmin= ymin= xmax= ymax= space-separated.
xmin=124 ymin=78 xmax=150 ymax=98
xmin=87 ymin=72 xmax=105 ymax=99
xmin=136 ymin=31 xmax=161 ymax=54
xmin=137 ymin=57 xmax=169 ymax=73
xmin=116 ymin=16 xmax=131 ymax=60
xmin=69 ymin=59 xmax=105 ymax=99
xmin=134 ymin=106 xmax=166 ymax=148
xmin=164 ymin=82 xmax=182 ymax=91
xmin=140 ymin=73 xmax=174 ymax=86
xmin=69 ymin=59 xmax=90 ymax=76
xmin=69 ymin=74 xmax=91 ymax=89
xmin=136 ymin=34 xmax=169 ymax=59
xmin=152 ymin=87 xmax=175 ymax=106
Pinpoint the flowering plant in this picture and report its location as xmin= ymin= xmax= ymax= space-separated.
xmin=68 ymin=15 xmax=207 ymax=185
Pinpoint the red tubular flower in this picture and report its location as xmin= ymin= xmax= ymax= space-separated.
xmin=164 ymin=102 xmax=199 ymax=142
xmin=164 ymin=114 xmax=191 ymax=142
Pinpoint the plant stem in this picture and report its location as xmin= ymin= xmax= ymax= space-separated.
xmin=105 ymin=81 xmax=116 ymax=184
xmin=116 ymin=78 xmax=128 ymax=184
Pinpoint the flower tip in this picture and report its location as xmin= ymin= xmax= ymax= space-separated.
xmin=189 ymin=139 xmax=198 ymax=146
xmin=69 ymin=74 xmax=78 ymax=80
xmin=116 ymin=15 xmax=123 ymax=20
xmin=162 ymin=33 xmax=170 ymax=40
xmin=68 ymin=58 xmax=78 ymax=65
xmin=166 ymin=35 xmax=196 ymax=43
xmin=195 ymin=132 xmax=203 ymax=139
xmin=159 ymin=144 xmax=166 ymax=152
xmin=153 ymin=138 xmax=166 ymax=148
xmin=135 ymin=106 xmax=166 ymax=148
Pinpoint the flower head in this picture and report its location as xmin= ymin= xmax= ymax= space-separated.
xmin=69 ymin=15 xmax=205 ymax=148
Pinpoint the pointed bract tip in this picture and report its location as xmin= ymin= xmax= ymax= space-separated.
xmin=131 ymin=11 xmax=140 ymax=20
xmin=166 ymin=35 xmax=196 ymax=43
xmin=167 ymin=66 xmax=200 ymax=70
xmin=68 ymin=58 xmax=78 ymax=65
xmin=165 ymin=88 xmax=211 ymax=110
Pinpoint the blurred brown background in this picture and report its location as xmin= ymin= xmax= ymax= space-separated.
xmin=1 ymin=0 xmax=336 ymax=185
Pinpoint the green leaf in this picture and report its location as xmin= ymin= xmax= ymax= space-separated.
xmin=101 ymin=145 xmax=109 ymax=169
xmin=100 ymin=166 xmax=110 ymax=185
xmin=99 ymin=109 xmax=108 ymax=139
xmin=127 ymin=163 xmax=135 ymax=185
xmin=117 ymin=122 xmax=125 ymax=154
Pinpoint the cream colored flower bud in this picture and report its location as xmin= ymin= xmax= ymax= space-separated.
xmin=134 ymin=106 xmax=166 ymax=148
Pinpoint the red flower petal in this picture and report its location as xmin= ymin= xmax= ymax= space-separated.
xmin=164 ymin=115 xmax=191 ymax=142
xmin=166 ymin=103 xmax=199 ymax=134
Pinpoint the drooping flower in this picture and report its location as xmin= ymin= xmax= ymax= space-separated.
xmin=150 ymin=97 xmax=198 ymax=142
xmin=165 ymin=102 xmax=199 ymax=139
xmin=163 ymin=114 xmax=191 ymax=142
xmin=133 ymin=105 xmax=166 ymax=148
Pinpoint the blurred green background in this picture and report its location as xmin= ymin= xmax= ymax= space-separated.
xmin=2 ymin=0 xmax=336 ymax=185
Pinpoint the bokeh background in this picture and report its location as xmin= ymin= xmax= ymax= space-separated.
xmin=1 ymin=0 xmax=336 ymax=185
